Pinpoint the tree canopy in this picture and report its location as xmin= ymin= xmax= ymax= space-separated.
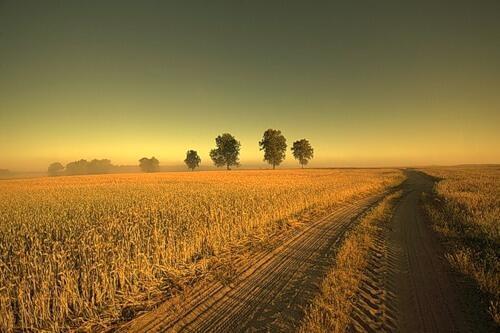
xmin=88 ymin=159 xmax=113 ymax=174
xmin=184 ymin=150 xmax=201 ymax=171
xmin=65 ymin=159 xmax=90 ymax=175
xmin=64 ymin=159 xmax=113 ymax=175
xmin=259 ymin=129 xmax=287 ymax=169
xmin=291 ymin=139 xmax=314 ymax=168
xmin=139 ymin=157 xmax=160 ymax=173
xmin=209 ymin=133 xmax=241 ymax=170
xmin=48 ymin=162 xmax=64 ymax=176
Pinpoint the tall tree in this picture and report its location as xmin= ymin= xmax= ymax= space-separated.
xmin=184 ymin=150 xmax=201 ymax=171
xmin=139 ymin=157 xmax=160 ymax=173
xmin=259 ymin=129 xmax=287 ymax=169
xmin=209 ymin=133 xmax=241 ymax=170
xmin=48 ymin=162 xmax=64 ymax=176
xmin=291 ymin=139 xmax=314 ymax=168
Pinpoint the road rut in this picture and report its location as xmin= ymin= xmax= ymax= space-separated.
xmin=117 ymin=193 xmax=385 ymax=332
xmin=392 ymin=171 xmax=465 ymax=332
xmin=349 ymin=171 xmax=490 ymax=333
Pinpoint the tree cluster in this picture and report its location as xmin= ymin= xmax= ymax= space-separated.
xmin=47 ymin=129 xmax=314 ymax=176
xmin=139 ymin=157 xmax=160 ymax=173
xmin=188 ymin=129 xmax=312 ymax=171
xmin=48 ymin=159 xmax=114 ymax=176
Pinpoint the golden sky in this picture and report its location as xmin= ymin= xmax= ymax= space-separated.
xmin=1 ymin=1 xmax=499 ymax=171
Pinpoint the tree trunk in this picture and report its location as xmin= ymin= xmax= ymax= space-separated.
xmin=273 ymin=163 xmax=275 ymax=170
xmin=227 ymin=164 xmax=230 ymax=170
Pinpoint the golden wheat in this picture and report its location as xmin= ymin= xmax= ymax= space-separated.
xmin=0 ymin=169 xmax=403 ymax=331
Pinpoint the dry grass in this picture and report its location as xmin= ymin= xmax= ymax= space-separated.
xmin=0 ymin=169 xmax=403 ymax=331
xmin=420 ymin=165 xmax=500 ymax=325
xmin=299 ymin=191 xmax=402 ymax=333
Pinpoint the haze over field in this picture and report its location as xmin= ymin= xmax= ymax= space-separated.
xmin=1 ymin=1 xmax=499 ymax=171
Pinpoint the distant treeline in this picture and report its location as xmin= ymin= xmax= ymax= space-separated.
xmin=48 ymin=159 xmax=114 ymax=176
xmin=48 ymin=129 xmax=314 ymax=176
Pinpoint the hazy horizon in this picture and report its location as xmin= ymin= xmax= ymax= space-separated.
xmin=3 ymin=160 xmax=499 ymax=175
xmin=1 ymin=1 xmax=499 ymax=171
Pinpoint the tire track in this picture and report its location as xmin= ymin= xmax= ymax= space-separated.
xmin=349 ymin=171 xmax=475 ymax=333
xmin=168 ymin=204 xmax=354 ymax=331
xmin=122 ymin=205 xmax=354 ymax=332
xmin=203 ymin=208 xmax=355 ymax=333
xmin=117 ymin=193 xmax=386 ymax=333
xmin=155 ymin=205 xmax=356 ymax=332
xmin=393 ymin=173 xmax=471 ymax=333
xmin=349 ymin=197 xmax=400 ymax=333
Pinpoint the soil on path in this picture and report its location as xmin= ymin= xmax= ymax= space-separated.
xmin=350 ymin=170 xmax=493 ymax=333
xmin=116 ymin=194 xmax=385 ymax=333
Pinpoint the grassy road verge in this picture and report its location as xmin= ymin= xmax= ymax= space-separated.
xmin=299 ymin=191 xmax=402 ymax=332
xmin=420 ymin=166 xmax=499 ymax=325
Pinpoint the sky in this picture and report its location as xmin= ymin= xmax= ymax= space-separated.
xmin=1 ymin=1 xmax=499 ymax=171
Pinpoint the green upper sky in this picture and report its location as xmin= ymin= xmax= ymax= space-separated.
xmin=1 ymin=1 xmax=499 ymax=171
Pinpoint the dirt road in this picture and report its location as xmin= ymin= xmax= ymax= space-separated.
xmin=350 ymin=170 xmax=488 ymax=333
xmin=117 ymin=193 xmax=385 ymax=333
xmin=392 ymin=171 xmax=468 ymax=332
xmin=117 ymin=170 xmax=490 ymax=333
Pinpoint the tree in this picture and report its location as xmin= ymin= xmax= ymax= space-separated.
xmin=139 ymin=157 xmax=160 ymax=173
xmin=291 ymin=139 xmax=314 ymax=168
xmin=209 ymin=133 xmax=241 ymax=170
xmin=88 ymin=159 xmax=113 ymax=174
xmin=259 ymin=129 xmax=287 ymax=169
xmin=64 ymin=159 xmax=114 ymax=175
xmin=48 ymin=162 xmax=64 ymax=176
xmin=184 ymin=150 xmax=201 ymax=171
xmin=66 ymin=159 xmax=89 ymax=175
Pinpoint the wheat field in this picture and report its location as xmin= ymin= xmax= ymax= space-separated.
xmin=421 ymin=166 xmax=500 ymax=324
xmin=0 ymin=169 xmax=402 ymax=331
